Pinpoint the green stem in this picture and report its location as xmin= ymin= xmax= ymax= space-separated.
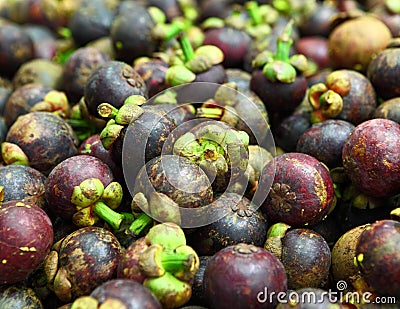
xmin=128 ymin=212 xmax=153 ymax=235
xmin=246 ymin=1 xmax=262 ymax=26
xmin=196 ymin=107 xmax=224 ymax=119
xmin=97 ymin=103 xmax=119 ymax=119
xmin=275 ymin=19 xmax=294 ymax=62
xmin=178 ymin=33 xmax=195 ymax=62
xmin=165 ymin=21 xmax=186 ymax=41
xmin=160 ymin=251 xmax=195 ymax=274
xmin=92 ymin=201 xmax=124 ymax=230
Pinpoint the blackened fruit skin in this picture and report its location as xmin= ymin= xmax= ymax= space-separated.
xmin=296 ymin=119 xmax=355 ymax=168
xmin=45 ymin=155 xmax=114 ymax=220
xmin=57 ymin=226 xmax=122 ymax=301
xmin=0 ymin=200 xmax=53 ymax=285
xmin=190 ymin=256 xmax=212 ymax=306
xmin=84 ymin=61 xmax=148 ymax=118
xmin=342 ymin=119 xmax=400 ymax=198
xmin=333 ymin=70 xmax=377 ymax=125
xmin=356 ymin=220 xmax=400 ymax=298
xmin=5 ymin=112 xmax=78 ymax=175
xmin=250 ymin=69 xmax=308 ymax=117
xmin=134 ymin=59 xmax=169 ymax=98
xmin=188 ymin=193 xmax=268 ymax=256
xmin=0 ymin=165 xmax=47 ymax=209
xmin=373 ymin=97 xmax=400 ymax=124
xmin=281 ymin=229 xmax=331 ymax=290
xmin=0 ymin=284 xmax=44 ymax=309
xmin=90 ymin=279 xmax=162 ymax=309
xmin=4 ymin=83 xmax=53 ymax=127
xmin=0 ymin=22 xmax=34 ymax=77
xmin=204 ymin=243 xmax=287 ymax=309
xmin=62 ymin=47 xmax=110 ymax=104
xmin=367 ymin=48 xmax=400 ymax=100
xmin=260 ymin=153 xmax=335 ymax=227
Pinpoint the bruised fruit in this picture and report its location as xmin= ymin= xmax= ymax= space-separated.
xmin=260 ymin=152 xmax=335 ymax=227
xmin=355 ymin=219 xmax=400 ymax=298
xmin=0 ymin=200 xmax=53 ymax=285
xmin=342 ymin=118 xmax=400 ymax=198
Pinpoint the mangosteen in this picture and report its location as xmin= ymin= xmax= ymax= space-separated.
xmin=294 ymin=36 xmax=330 ymax=69
xmin=250 ymin=20 xmax=309 ymax=119
xmin=367 ymin=47 xmax=400 ymax=100
xmin=308 ymin=69 xmax=377 ymax=125
xmin=225 ymin=68 xmax=251 ymax=90
xmin=371 ymin=0 xmax=400 ymax=37
xmin=203 ymin=26 xmax=252 ymax=69
xmin=204 ymin=243 xmax=288 ymax=309
xmin=259 ymin=152 xmax=335 ymax=227
xmin=68 ymin=0 xmax=115 ymax=47
xmin=0 ymin=165 xmax=47 ymax=209
xmin=342 ymin=118 xmax=400 ymax=198
xmin=69 ymin=279 xmax=162 ymax=308
xmin=84 ymin=60 xmax=148 ymax=118
xmin=44 ymin=154 xmax=116 ymax=222
xmin=328 ymin=15 xmax=392 ymax=72
xmin=3 ymin=112 xmax=78 ymax=175
xmin=12 ymin=59 xmax=64 ymax=90
xmin=0 ymin=21 xmax=34 ymax=78
xmin=110 ymin=5 xmax=158 ymax=64
xmin=21 ymin=24 xmax=58 ymax=60
xmin=44 ymin=226 xmax=122 ymax=303
xmin=0 ymin=200 xmax=53 ymax=285
xmin=355 ymin=219 xmax=400 ymax=298
xmin=190 ymin=256 xmax=212 ymax=306
xmin=134 ymin=57 xmax=170 ymax=98
xmin=264 ymin=226 xmax=331 ymax=290
xmin=296 ymin=119 xmax=355 ymax=168
xmin=0 ymin=284 xmax=44 ymax=309
xmin=373 ymin=97 xmax=400 ymax=124
xmin=62 ymin=47 xmax=110 ymax=104
xmin=188 ymin=193 xmax=268 ymax=256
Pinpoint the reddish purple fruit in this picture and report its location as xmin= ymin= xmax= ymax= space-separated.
xmin=204 ymin=243 xmax=287 ymax=309
xmin=0 ymin=200 xmax=53 ymax=285
xmin=356 ymin=219 xmax=400 ymax=298
xmin=342 ymin=118 xmax=400 ymax=198
xmin=260 ymin=153 xmax=335 ymax=227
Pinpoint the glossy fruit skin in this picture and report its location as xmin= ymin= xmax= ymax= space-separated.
xmin=194 ymin=65 xmax=228 ymax=84
xmin=45 ymin=155 xmax=114 ymax=220
xmin=188 ymin=193 xmax=268 ymax=256
xmin=367 ymin=48 xmax=400 ymax=100
xmin=280 ymin=229 xmax=331 ymax=290
xmin=250 ymin=69 xmax=308 ymax=117
xmin=0 ymin=284 xmax=44 ymax=309
xmin=298 ymin=2 xmax=339 ymax=37
xmin=5 ymin=112 xmax=78 ymax=175
xmin=204 ymin=243 xmax=287 ymax=309
xmin=295 ymin=36 xmax=329 ymax=69
xmin=296 ymin=119 xmax=355 ymax=168
xmin=260 ymin=153 xmax=335 ymax=227
xmin=62 ymin=47 xmax=110 ymax=104
xmin=373 ymin=97 xmax=400 ymax=124
xmin=134 ymin=58 xmax=169 ymax=98
xmin=0 ymin=200 xmax=53 ymax=285
xmin=4 ymin=83 xmax=53 ymax=127
xmin=84 ymin=61 xmax=148 ymax=118
xmin=328 ymin=16 xmax=392 ymax=72
xmin=342 ymin=119 xmax=400 ymax=198
xmin=90 ymin=279 xmax=162 ymax=309
xmin=0 ymin=165 xmax=47 ymax=209
xmin=55 ymin=226 xmax=122 ymax=301
xmin=203 ymin=27 xmax=252 ymax=69
xmin=356 ymin=220 xmax=400 ymax=298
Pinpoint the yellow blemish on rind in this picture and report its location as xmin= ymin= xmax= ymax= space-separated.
xmin=314 ymin=171 xmax=327 ymax=206
xmin=19 ymin=247 xmax=37 ymax=252
xmin=2 ymin=259 xmax=6 ymax=264
xmin=15 ymin=202 xmax=25 ymax=206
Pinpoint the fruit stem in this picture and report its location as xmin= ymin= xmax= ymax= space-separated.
xmin=275 ymin=19 xmax=294 ymax=62
xmin=196 ymin=107 xmax=224 ymax=119
xmin=178 ymin=32 xmax=195 ymax=62
xmin=92 ymin=201 xmax=124 ymax=230
xmin=97 ymin=103 xmax=118 ymax=119
xmin=128 ymin=212 xmax=154 ymax=235
xmin=245 ymin=1 xmax=263 ymax=26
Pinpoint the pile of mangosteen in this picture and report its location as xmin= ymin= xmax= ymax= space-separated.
xmin=0 ymin=0 xmax=399 ymax=308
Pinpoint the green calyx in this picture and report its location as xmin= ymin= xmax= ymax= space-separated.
xmin=98 ymin=96 xmax=146 ymax=124
xmin=30 ymin=90 xmax=70 ymax=118
xmin=254 ymin=19 xmax=308 ymax=83
xmin=266 ymin=222 xmax=291 ymax=238
xmin=1 ymin=142 xmax=29 ymax=166
xmin=71 ymin=180 xmax=124 ymax=229
xmin=145 ymin=222 xmax=187 ymax=251
xmin=99 ymin=120 xmax=124 ymax=150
